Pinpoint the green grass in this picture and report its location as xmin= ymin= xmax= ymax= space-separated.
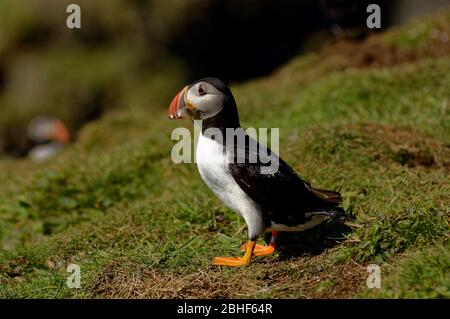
xmin=362 ymin=243 xmax=450 ymax=298
xmin=0 ymin=12 xmax=449 ymax=298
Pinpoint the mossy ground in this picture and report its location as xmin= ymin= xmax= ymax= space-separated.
xmin=0 ymin=12 xmax=449 ymax=298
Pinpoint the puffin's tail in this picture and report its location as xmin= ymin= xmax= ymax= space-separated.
xmin=311 ymin=187 xmax=342 ymax=204
xmin=305 ymin=183 xmax=345 ymax=219
xmin=306 ymin=207 xmax=346 ymax=221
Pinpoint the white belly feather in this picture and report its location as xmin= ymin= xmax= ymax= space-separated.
xmin=196 ymin=133 xmax=264 ymax=239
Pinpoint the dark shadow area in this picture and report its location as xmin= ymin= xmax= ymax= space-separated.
xmin=168 ymin=0 xmax=392 ymax=82
xmin=265 ymin=221 xmax=353 ymax=258
xmin=0 ymin=64 xmax=5 ymax=96
xmin=17 ymin=24 xmax=54 ymax=48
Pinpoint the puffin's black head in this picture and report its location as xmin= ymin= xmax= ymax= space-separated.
xmin=168 ymin=78 xmax=238 ymax=125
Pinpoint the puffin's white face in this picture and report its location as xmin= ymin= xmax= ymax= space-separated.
xmin=168 ymin=81 xmax=225 ymax=120
xmin=186 ymin=82 xmax=225 ymax=119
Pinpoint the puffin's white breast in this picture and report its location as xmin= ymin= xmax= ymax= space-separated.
xmin=196 ymin=133 xmax=263 ymax=239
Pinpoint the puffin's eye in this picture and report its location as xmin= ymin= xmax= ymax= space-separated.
xmin=198 ymin=85 xmax=206 ymax=96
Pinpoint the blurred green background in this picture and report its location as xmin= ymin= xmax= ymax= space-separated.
xmin=1 ymin=0 xmax=448 ymax=157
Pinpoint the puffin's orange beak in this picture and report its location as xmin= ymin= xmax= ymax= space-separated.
xmin=52 ymin=120 xmax=70 ymax=144
xmin=168 ymin=86 xmax=188 ymax=119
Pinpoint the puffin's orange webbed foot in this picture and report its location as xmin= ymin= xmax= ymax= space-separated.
xmin=240 ymin=243 xmax=276 ymax=256
xmin=212 ymin=256 xmax=250 ymax=267
xmin=212 ymin=240 xmax=255 ymax=267
xmin=240 ymin=231 xmax=278 ymax=256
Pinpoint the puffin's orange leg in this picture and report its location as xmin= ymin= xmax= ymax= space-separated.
xmin=240 ymin=231 xmax=278 ymax=256
xmin=212 ymin=240 xmax=256 ymax=267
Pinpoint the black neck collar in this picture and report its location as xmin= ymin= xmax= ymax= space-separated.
xmin=201 ymin=95 xmax=240 ymax=134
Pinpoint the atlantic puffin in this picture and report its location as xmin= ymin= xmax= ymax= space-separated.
xmin=168 ymin=78 xmax=344 ymax=267
xmin=26 ymin=115 xmax=71 ymax=163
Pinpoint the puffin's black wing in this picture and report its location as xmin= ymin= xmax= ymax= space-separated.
xmin=228 ymin=133 xmax=342 ymax=227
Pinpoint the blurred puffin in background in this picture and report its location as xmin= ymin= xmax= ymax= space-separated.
xmin=25 ymin=115 xmax=70 ymax=163
xmin=168 ymin=78 xmax=344 ymax=267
